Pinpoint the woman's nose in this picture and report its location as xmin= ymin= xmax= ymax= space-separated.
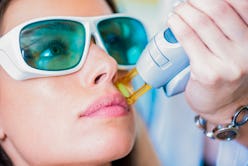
xmin=78 ymin=43 xmax=118 ymax=87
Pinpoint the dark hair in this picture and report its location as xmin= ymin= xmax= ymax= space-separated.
xmin=105 ymin=0 xmax=117 ymax=13
xmin=0 ymin=0 xmax=13 ymax=164
xmin=0 ymin=0 xmax=10 ymax=27
xmin=0 ymin=147 xmax=13 ymax=166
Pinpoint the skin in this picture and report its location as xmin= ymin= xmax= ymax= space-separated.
xmin=168 ymin=0 xmax=248 ymax=147
xmin=0 ymin=0 xmax=136 ymax=166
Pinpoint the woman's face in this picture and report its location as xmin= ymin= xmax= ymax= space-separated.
xmin=0 ymin=0 xmax=135 ymax=165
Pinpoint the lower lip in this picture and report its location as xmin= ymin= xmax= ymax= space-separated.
xmin=82 ymin=105 xmax=128 ymax=118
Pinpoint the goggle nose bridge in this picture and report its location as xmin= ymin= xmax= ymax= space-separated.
xmin=88 ymin=21 xmax=107 ymax=52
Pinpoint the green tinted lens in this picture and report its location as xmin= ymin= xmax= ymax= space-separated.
xmin=20 ymin=20 xmax=86 ymax=71
xmin=98 ymin=17 xmax=148 ymax=66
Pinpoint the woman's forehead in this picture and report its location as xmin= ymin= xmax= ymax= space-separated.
xmin=1 ymin=0 xmax=112 ymax=34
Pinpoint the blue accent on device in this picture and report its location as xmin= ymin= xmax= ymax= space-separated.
xmin=137 ymin=26 xmax=190 ymax=96
xmin=164 ymin=28 xmax=178 ymax=43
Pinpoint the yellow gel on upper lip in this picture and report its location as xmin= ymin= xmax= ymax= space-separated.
xmin=115 ymin=68 xmax=152 ymax=105
xmin=115 ymin=82 xmax=131 ymax=98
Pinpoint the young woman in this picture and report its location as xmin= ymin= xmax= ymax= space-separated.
xmin=0 ymin=0 xmax=160 ymax=165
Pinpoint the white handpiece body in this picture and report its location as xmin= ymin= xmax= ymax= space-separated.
xmin=136 ymin=28 xmax=190 ymax=96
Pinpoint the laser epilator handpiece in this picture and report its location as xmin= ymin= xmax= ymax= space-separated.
xmin=136 ymin=28 xmax=190 ymax=96
xmin=116 ymin=28 xmax=191 ymax=104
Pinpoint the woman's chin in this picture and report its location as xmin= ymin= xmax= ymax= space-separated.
xmin=100 ymin=131 xmax=136 ymax=162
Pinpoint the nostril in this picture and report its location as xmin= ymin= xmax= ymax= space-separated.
xmin=94 ymin=73 xmax=107 ymax=84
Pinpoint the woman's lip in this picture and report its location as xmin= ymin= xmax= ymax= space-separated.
xmin=79 ymin=93 xmax=129 ymax=118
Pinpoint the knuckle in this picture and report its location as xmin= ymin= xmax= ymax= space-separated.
xmin=211 ymin=1 xmax=230 ymax=18
xmin=192 ymin=14 xmax=210 ymax=28
xmin=229 ymin=64 xmax=245 ymax=82
xmin=191 ymin=66 xmax=220 ymax=87
xmin=204 ymin=71 xmax=220 ymax=86
xmin=176 ymin=25 xmax=195 ymax=43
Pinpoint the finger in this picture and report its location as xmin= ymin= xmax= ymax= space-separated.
xmin=226 ymin=0 xmax=248 ymax=25
xmin=167 ymin=13 xmax=211 ymax=66
xmin=189 ymin=0 xmax=248 ymax=42
xmin=174 ymin=2 xmax=229 ymax=56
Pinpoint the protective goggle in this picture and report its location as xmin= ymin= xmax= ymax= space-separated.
xmin=0 ymin=14 xmax=148 ymax=80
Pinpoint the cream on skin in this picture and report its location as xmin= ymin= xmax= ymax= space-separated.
xmin=0 ymin=0 xmax=136 ymax=166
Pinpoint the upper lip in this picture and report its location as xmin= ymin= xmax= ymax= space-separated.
xmin=79 ymin=93 xmax=129 ymax=117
